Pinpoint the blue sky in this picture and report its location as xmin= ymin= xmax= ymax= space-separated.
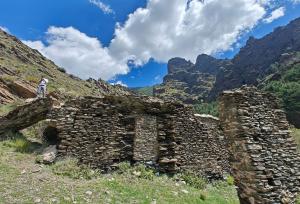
xmin=0 ymin=0 xmax=300 ymax=87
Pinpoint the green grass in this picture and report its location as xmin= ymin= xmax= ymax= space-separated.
xmin=51 ymin=158 xmax=101 ymax=180
xmin=132 ymin=86 xmax=154 ymax=96
xmin=194 ymin=101 xmax=219 ymax=117
xmin=2 ymin=131 xmax=41 ymax=153
xmin=291 ymin=128 xmax=300 ymax=152
xmin=0 ymin=100 xmax=24 ymax=116
xmin=0 ymin=137 xmax=239 ymax=204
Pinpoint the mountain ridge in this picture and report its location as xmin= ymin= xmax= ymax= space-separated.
xmin=154 ymin=17 xmax=300 ymax=127
xmin=0 ymin=29 xmax=131 ymax=104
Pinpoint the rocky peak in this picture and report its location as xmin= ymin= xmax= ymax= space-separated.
xmin=194 ymin=54 xmax=228 ymax=75
xmin=167 ymin=57 xmax=194 ymax=73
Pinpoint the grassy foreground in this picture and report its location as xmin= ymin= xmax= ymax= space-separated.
xmin=0 ymin=135 xmax=239 ymax=204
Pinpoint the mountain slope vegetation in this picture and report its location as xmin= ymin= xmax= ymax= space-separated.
xmin=0 ymin=29 xmax=130 ymax=105
xmin=154 ymin=17 xmax=300 ymax=127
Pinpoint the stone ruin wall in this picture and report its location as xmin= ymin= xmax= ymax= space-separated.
xmin=219 ymin=86 xmax=300 ymax=204
xmin=49 ymin=95 xmax=230 ymax=178
xmin=173 ymin=112 xmax=230 ymax=179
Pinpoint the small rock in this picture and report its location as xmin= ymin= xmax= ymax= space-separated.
xmin=181 ymin=189 xmax=189 ymax=194
xmin=108 ymin=177 xmax=115 ymax=181
xmin=133 ymin=171 xmax=141 ymax=176
xmin=31 ymin=167 xmax=41 ymax=173
xmin=21 ymin=169 xmax=26 ymax=174
xmin=51 ymin=198 xmax=58 ymax=203
xmin=42 ymin=145 xmax=57 ymax=164
xmin=63 ymin=196 xmax=71 ymax=201
xmin=85 ymin=190 xmax=93 ymax=196
xmin=34 ymin=198 xmax=41 ymax=203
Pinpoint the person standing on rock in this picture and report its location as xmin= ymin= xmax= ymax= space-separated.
xmin=37 ymin=77 xmax=49 ymax=98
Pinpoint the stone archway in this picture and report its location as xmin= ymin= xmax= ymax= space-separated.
xmin=43 ymin=126 xmax=59 ymax=145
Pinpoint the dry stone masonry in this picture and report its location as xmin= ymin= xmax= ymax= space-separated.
xmin=0 ymin=97 xmax=53 ymax=135
xmin=49 ymin=95 xmax=230 ymax=178
xmin=1 ymin=86 xmax=300 ymax=202
xmin=219 ymin=86 xmax=300 ymax=204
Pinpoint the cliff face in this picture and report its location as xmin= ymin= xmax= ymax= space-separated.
xmin=155 ymin=17 xmax=300 ymax=103
xmin=154 ymin=55 xmax=229 ymax=103
xmin=154 ymin=17 xmax=300 ymax=127
xmin=209 ymin=17 xmax=300 ymax=99
xmin=0 ymin=29 xmax=131 ymax=104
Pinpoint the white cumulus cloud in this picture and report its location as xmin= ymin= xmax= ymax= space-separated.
xmin=110 ymin=80 xmax=128 ymax=87
xmin=24 ymin=0 xmax=290 ymax=80
xmin=292 ymin=0 xmax=300 ymax=4
xmin=110 ymin=0 xmax=266 ymax=66
xmin=89 ymin=0 xmax=114 ymax=14
xmin=263 ymin=7 xmax=285 ymax=23
xmin=23 ymin=27 xmax=128 ymax=80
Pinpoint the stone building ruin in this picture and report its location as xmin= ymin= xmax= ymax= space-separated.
xmin=1 ymin=86 xmax=300 ymax=203
xmin=219 ymin=86 xmax=300 ymax=204
xmin=49 ymin=95 xmax=230 ymax=178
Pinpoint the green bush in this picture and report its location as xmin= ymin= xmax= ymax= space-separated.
xmin=57 ymin=67 xmax=66 ymax=73
xmin=117 ymin=162 xmax=131 ymax=174
xmin=291 ymin=128 xmax=300 ymax=152
xmin=297 ymin=196 xmax=300 ymax=204
xmin=179 ymin=171 xmax=207 ymax=190
xmin=2 ymin=132 xmax=34 ymax=153
xmin=132 ymin=164 xmax=155 ymax=180
xmin=263 ymin=63 xmax=300 ymax=113
xmin=51 ymin=158 xmax=101 ymax=180
xmin=200 ymin=192 xmax=208 ymax=201
xmin=194 ymin=101 xmax=219 ymax=117
xmin=226 ymin=175 xmax=235 ymax=186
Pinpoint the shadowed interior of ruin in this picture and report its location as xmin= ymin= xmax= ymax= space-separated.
xmin=43 ymin=126 xmax=59 ymax=145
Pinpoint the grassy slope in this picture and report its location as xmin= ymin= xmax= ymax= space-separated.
xmin=0 ymin=132 xmax=239 ymax=204
xmin=0 ymin=29 xmax=110 ymax=101
xmin=131 ymin=86 xmax=154 ymax=96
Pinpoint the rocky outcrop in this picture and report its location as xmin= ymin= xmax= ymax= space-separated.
xmin=0 ymin=78 xmax=36 ymax=99
xmin=210 ymin=18 xmax=300 ymax=99
xmin=154 ymin=54 xmax=222 ymax=103
xmin=0 ymin=97 xmax=53 ymax=134
xmin=156 ymin=17 xmax=300 ymax=103
xmin=219 ymin=86 xmax=300 ymax=203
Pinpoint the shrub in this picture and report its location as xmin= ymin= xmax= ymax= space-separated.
xmin=51 ymin=158 xmax=101 ymax=180
xmin=57 ymin=67 xmax=66 ymax=73
xmin=180 ymin=171 xmax=207 ymax=190
xmin=291 ymin=128 xmax=300 ymax=152
xmin=3 ymin=134 xmax=32 ymax=153
xmin=200 ymin=192 xmax=208 ymax=201
xmin=297 ymin=196 xmax=300 ymax=204
xmin=25 ymin=75 xmax=40 ymax=84
xmin=194 ymin=101 xmax=219 ymax=117
xmin=117 ymin=162 xmax=131 ymax=174
xmin=131 ymin=164 xmax=155 ymax=180
xmin=226 ymin=175 xmax=235 ymax=186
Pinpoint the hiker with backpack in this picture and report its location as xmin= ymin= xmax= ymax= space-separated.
xmin=37 ymin=77 xmax=49 ymax=98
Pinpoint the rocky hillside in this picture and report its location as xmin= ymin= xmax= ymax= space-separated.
xmin=0 ymin=29 xmax=131 ymax=104
xmin=154 ymin=17 xmax=300 ymax=127
xmin=154 ymin=55 xmax=229 ymax=103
